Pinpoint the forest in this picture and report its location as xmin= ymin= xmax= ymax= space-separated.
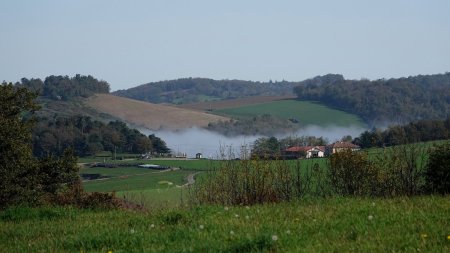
xmin=113 ymin=77 xmax=297 ymax=104
xmin=354 ymin=117 xmax=450 ymax=148
xmin=293 ymin=73 xmax=450 ymax=125
xmin=6 ymin=75 xmax=170 ymax=158
xmin=32 ymin=116 xmax=170 ymax=157
xmin=17 ymin=74 xmax=110 ymax=100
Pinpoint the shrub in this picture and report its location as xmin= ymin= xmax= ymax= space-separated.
xmin=373 ymin=144 xmax=427 ymax=196
xmin=425 ymin=142 xmax=450 ymax=194
xmin=329 ymin=149 xmax=378 ymax=196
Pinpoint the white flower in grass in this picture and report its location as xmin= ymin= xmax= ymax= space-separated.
xmin=234 ymin=214 xmax=239 ymax=218
xmin=286 ymin=230 xmax=291 ymax=235
xmin=199 ymin=225 xmax=204 ymax=230
xmin=245 ymin=215 xmax=250 ymax=220
xmin=150 ymin=224 xmax=155 ymax=228
xmin=224 ymin=206 xmax=229 ymax=211
xmin=272 ymin=235 xmax=278 ymax=241
xmin=230 ymin=230 xmax=235 ymax=235
xmin=130 ymin=229 xmax=135 ymax=234
xmin=368 ymin=215 xmax=373 ymax=221
xmin=372 ymin=202 xmax=376 ymax=207
xmin=245 ymin=206 xmax=250 ymax=210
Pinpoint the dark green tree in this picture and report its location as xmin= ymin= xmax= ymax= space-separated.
xmin=425 ymin=142 xmax=450 ymax=194
xmin=0 ymin=83 xmax=40 ymax=206
xmin=0 ymin=83 xmax=79 ymax=207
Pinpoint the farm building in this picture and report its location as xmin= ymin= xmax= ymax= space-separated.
xmin=325 ymin=141 xmax=360 ymax=155
xmin=283 ymin=146 xmax=326 ymax=159
xmin=196 ymin=153 xmax=203 ymax=159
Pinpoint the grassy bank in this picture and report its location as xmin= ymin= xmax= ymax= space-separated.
xmin=213 ymin=100 xmax=366 ymax=128
xmin=1 ymin=196 xmax=448 ymax=252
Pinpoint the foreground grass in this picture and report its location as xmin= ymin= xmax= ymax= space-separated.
xmin=1 ymin=196 xmax=448 ymax=252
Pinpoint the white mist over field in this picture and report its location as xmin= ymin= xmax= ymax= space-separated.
xmin=142 ymin=125 xmax=367 ymax=159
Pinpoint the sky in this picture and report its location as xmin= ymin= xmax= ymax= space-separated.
xmin=1 ymin=0 xmax=449 ymax=91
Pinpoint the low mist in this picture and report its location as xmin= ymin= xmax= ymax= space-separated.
xmin=141 ymin=125 xmax=367 ymax=159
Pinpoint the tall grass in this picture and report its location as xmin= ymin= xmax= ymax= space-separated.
xmin=191 ymin=143 xmax=441 ymax=206
xmin=190 ymin=146 xmax=332 ymax=205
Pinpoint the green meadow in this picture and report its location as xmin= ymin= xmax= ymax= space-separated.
xmin=1 ymin=196 xmax=448 ymax=252
xmin=212 ymin=99 xmax=366 ymax=127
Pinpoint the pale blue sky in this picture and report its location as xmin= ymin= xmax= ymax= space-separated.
xmin=1 ymin=0 xmax=449 ymax=91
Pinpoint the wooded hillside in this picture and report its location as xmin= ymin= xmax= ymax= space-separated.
xmin=293 ymin=73 xmax=450 ymax=125
xmin=113 ymin=78 xmax=297 ymax=104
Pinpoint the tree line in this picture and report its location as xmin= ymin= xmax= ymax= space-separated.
xmin=354 ymin=117 xmax=450 ymax=148
xmin=17 ymin=74 xmax=110 ymax=101
xmin=33 ymin=115 xmax=170 ymax=157
xmin=293 ymin=73 xmax=450 ymax=125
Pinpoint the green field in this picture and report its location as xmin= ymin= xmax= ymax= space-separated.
xmin=1 ymin=196 xmax=448 ymax=252
xmin=79 ymin=159 xmax=215 ymax=207
xmin=213 ymin=99 xmax=366 ymax=127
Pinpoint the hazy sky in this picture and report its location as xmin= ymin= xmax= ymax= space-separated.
xmin=1 ymin=0 xmax=449 ymax=91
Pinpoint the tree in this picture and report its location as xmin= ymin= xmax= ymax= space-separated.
xmin=0 ymin=83 xmax=79 ymax=207
xmin=0 ymin=83 xmax=41 ymax=206
xmin=149 ymin=134 xmax=170 ymax=154
xmin=425 ymin=142 xmax=450 ymax=194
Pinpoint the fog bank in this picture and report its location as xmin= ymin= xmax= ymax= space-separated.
xmin=142 ymin=125 xmax=367 ymax=159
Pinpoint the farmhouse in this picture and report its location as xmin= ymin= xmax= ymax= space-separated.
xmin=325 ymin=141 xmax=360 ymax=155
xmin=283 ymin=146 xmax=325 ymax=159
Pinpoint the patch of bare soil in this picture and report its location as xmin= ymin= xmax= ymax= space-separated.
xmin=85 ymin=94 xmax=229 ymax=131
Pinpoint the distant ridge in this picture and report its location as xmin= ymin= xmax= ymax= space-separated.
xmin=113 ymin=77 xmax=298 ymax=104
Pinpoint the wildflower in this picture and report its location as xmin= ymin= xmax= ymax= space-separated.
xmin=272 ymin=235 xmax=278 ymax=241
xmin=294 ymin=218 xmax=300 ymax=222
xmin=245 ymin=215 xmax=250 ymax=220
xmin=371 ymin=202 xmax=375 ymax=207
xmin=108 ymin=251 xmax=113 ymax=253
xmin=230 ymin=230 xmax=235 ymax=235
xmin=234 ymin=214 xmax=239 ymax=218
xmin=368 ymin=215 xmax=373 ymax=221
xmin=245 ymin=206 xmax=250 ymax=210
xmin=224 ymin=207 xmax=229 ymax=211
xmin=150 ymin=224 xmax=155 ymax=228
xmin=447 ymin=235 xmax=450 ymax=240
xmin=199 ymin=225 xmax=204 ymax=230
xmin=130 ymin=229 xmax=135 ymax=234
xmin=421 ymin=234 xmax=427 ymax=239
xmin=286 ymin=230 xmax=291 ymax=234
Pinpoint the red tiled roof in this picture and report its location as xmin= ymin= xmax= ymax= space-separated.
xmin=328 ymin=141 xmax=360 ymax=149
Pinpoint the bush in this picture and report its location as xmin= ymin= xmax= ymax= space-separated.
xmin=329 ymin=149 xmax=378 ymax=196
xmin=425 ymin=142 xmax=450 ymax=194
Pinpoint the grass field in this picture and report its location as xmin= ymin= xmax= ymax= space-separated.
xmin=1 ymin=196 xmax=448 ymax=252
xmin=212 ymin=99 xmax=366 ymax=127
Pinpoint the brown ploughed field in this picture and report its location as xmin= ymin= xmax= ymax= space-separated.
xmin=85 ymin=94 xmax=229 ymax=130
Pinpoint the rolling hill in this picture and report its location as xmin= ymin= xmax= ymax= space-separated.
xmin=113 ymin=77 xmax=297 ymax=104
xmin=85 ymin=94 xmax=229 ymax=131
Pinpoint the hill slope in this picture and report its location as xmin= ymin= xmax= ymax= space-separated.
xmin=85 ymin=94 xmax=228 ymax=131
xmin=113 ymin=78 xmax=297 ymax=104
xmin=294 ymin=73 xmax=450 ymax=125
